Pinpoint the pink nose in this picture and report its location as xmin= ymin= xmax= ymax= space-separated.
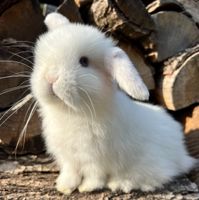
xmin=45 ymin=73 xmax=58 ymax=84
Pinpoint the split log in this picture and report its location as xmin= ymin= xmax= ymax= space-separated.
xmin=0 ymin=0 xmax=19 ymax=14
xmin=172 ymin=104 xmax=199 ymax=135
xmin=0 ymin=95 xmax=43 ymax=155
xmin=74 ymin=0 xmax=93 ymax=7
xmin=142 ymin=0 xmax=154 ymax=6
xmin=172 ymin=104 xmax=199 ymax=158
xmin=0 ymin=40 xmax=41 ymax=155
xmin=147 ymin=11 xmax=199 ymax=62
xmin=0 ymin=62 xmax=29 ymax=109
xmin=177 ymin=0 xmax=199 ymax=24
xmin=119 ymin=42 xmax=155 ymax=90
xmin=89 ymin=0 xmax=155 ymax=39
xmin=184 ymin=105 xmax=199 ymax=135
xmin=146 ymin=0 xmax=184 ymax=13
xmin=57 ymin=0 xmax=83 ymax=23
xmin=156 ymin=45 xmax=199 ymax=110
xmin=184 ymin=105 xmax=199 ymax=160
xmin=0 ymin=39 xmax=33 ymax=109
xmin=38 ymin=0 xmax=62 ymax=6
xmin=180 ymin=105 xmax=199 ymax=187
xmin=0 ymin=0 xmax=45 ymax=41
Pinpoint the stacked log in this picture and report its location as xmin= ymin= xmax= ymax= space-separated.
xmin=0 ymin=0 xmax=198 ymax=165
xmin=0 ymin=0 xmax=45 ymax=41
xmin=0 ymin=0 xmax=46 ymax=155
xmin=0 ymin=39 xmax=43 ymax=154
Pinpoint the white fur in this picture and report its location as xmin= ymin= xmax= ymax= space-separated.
xmin=105 ymin=47 xmax=149 ymax=100
xmin=31 ymin=13 xmax=196 ymax=194
xmin=44 ymin=12 xmax=69 ymax=30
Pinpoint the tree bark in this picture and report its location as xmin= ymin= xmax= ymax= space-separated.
xmin=89 ymin=0 xmax=155 ymax=39
xmin=156 ymin=45 xmax=199 ymax=110
xmin=147 ymin=11 xmax=199 ymax=62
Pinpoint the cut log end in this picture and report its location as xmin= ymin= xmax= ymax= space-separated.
xmin=146 ymin=11 xmax=199 ymax=62
xmin=157 ymin=45 xmax=199 ymax=110
xmin=89 ymin=0 xmax=155 ymax=39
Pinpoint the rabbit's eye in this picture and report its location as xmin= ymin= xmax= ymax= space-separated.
xmin=79 ymin=56 xmax=89 ymax=67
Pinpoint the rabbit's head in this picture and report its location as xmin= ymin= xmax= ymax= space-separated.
xmin=31 ymin=13 xmax=149 ymax=112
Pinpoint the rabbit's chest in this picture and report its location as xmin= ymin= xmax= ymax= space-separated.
xmin=43 ymin=114 xmax=108 ymax=159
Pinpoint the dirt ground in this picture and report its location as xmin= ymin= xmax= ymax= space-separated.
xmin=0 ymin=154 xmax=199 ymax=200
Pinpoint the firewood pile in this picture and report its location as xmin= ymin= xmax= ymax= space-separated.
xmin=0 ymin=0 xmax=199 ymax=187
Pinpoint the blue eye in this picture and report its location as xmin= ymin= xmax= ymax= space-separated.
xmin=79 ymin=56 xmax=89 ymax=67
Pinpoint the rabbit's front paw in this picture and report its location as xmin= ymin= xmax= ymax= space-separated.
xmin=56 ymin=185 xmax=73 ymax=195
xmin=107 ymin=179 xmax=136 ymax=193
xmin=55 ymin=172 xmax=81 ymax=195
xmin=78 ymin=176 xmax=105 ymax=193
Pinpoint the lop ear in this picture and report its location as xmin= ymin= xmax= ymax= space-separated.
xmin=105 ymin=47 xmax=149 ymax=101
xmin=44 ymin=12 xmax=70 ymax=30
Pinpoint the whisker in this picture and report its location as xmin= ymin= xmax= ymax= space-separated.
xmin=7 ymin=50 xmax=33 ymax=65
xmin=0 ymin=74 xmax=30 ymax=80
xmin=79 ymin=95 xmax=95 ymax=130
xmin=0 ymin=94 xmax=33 ymax=125
xmin=11 ymin=94 xmax=33 ymax=111
xmin=79 ymin=106 xmax=90 ymax=128
xmin=0 ymin=85 xmax=30 ymax=96
xmin=14 ymin=40 xmax=35 ymax=45
xmin=0 ymin=60 xmax=33 ymax=70
xmin=81 ymin=85 xmax=100 ymax=93
xmin=78 ymin=86 xmax=97 ymax=119
xmin=4 ymin=49 xmax=34 ymax=55
xmin=26 ymin=55 xmax=34 ymax=60
xmin=19 ymin=79 xmax=31 ymax=86
xmin=0 ymin=107 xmax=20 ymax=127
xmin=78 ymin=73 xmax=98 ymax=80
xmin=20 ymin=100 xmax=36 ymax=151
xmin=20 ymin=88 xmax=31 ymax=99
xmin=14 ymin=101 xmax=38 ymax=154
xmin=2 ymin=40 xmax=34 ymax=46
xmin=12 ymin=71 xmax=32 ymax=75
xmin=1 ymin=45 xmax=34 ymax=51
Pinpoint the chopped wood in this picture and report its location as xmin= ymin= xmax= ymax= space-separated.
xmin=184 ymin=105 xmax=199 ymax=135
xmin=0 ymin=62 xmax=29 ymax=109
xmin=56 ymin=0 xmax=83 ymax=23
xmin=0 ymin=39 xmax=33 ymax=109
xmin=89 ymin=0 xmax=155 ymax=39
xmin=185 ymin=105 xmax=199 ymax=186
xmin=156 ymin=45 xmax=199 ymax=110
xmin=0 ymin=98 xmax=43 ymax=155
xmin=119 ymin=42 xmax=155 ymax=90
xmin=146 ymin=0 xmax=184 ymax=13
xmin=172 ymin=104 xmax=199 ymax=158
xmin=0 ymin=40 xmax=42 ymax=155
xmin=0 ymin=0 xmax=19 ymax=15
xmin=177 ymin=0 xmax=199 ymax=23
xmin=0 ymin=0 xmax=45 ymax=41
xmin=74 ymin=0 xmax=93 ymax=7
xmin=148 ymin=11 xmax=199 ymax=62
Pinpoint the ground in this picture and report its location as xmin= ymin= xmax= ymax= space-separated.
xmin=0 ymin=154 xmax=199 ymax=200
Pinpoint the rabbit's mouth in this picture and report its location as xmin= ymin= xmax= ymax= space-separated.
xmin=47 ymin=83 xmax=56 ymax=97
xmin=52 ymin=87 xmax=79 ymax=111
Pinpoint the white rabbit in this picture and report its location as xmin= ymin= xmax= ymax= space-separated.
xmin=31 ymin=12 xmax=196 ymax=194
